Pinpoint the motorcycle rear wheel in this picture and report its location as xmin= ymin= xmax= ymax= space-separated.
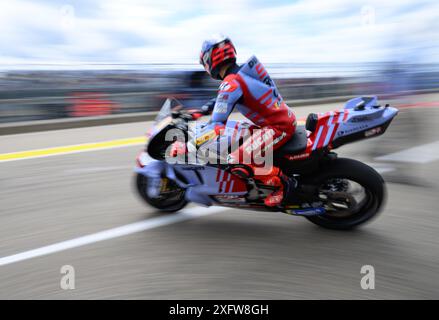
xmin=305 ymin=158 xmax=386 ymax=230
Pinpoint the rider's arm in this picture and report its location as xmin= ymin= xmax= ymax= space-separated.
xmin=192 ymin=77 xmax=243 ymax=148
xmin=200 ymin=97 xmax=217 ymax=115
xmin=211 ymin=76 xmax=243 ymax=124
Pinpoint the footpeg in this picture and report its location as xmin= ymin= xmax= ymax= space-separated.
xmin=246 ymin=178 xmax=260 ymax=201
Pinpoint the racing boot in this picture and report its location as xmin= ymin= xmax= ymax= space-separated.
xmin=257 ymin=169 xmax=297 ymax=207
xmin=261 ymin=175 xmax=284 ymax=207
xmin=229 ymin=165 xmax=259 ymax=201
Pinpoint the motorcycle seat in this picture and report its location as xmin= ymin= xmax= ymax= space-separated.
xmin=276 ymin=125 xmax=308 ymax=156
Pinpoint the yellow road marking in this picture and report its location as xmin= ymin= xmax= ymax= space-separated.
xmin=0 ymin=121 xmax=305 ymax=163
xmin=0 ymin=136 xmax=146 ymax=162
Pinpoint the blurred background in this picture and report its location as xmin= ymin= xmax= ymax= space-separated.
xmin=0 ymin=0 xmax=437 ymax=122
xmin=0 ymin=0 xmax=438 ymax=299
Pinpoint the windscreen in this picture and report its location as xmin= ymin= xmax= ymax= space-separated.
xmin=154 ymin=98 xmax=184 ymax=124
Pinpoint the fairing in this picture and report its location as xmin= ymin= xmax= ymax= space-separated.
xmin=136 ymin=96 xmax=398 ymax=208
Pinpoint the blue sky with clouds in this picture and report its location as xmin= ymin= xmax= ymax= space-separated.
xmin=0 ymin=0 xmax=437 ymax=66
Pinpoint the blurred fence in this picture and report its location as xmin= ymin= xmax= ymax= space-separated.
xmin=0 ymin=62 xmax=437 ymax=123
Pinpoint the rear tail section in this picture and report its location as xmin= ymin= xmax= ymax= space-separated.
xmin=306 ymin=96 xmax=398 ymax=151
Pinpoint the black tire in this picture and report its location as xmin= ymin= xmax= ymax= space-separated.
xmin=305 ymin=158 xmax=386 ymax=230
xmin=135 ymin=173 xmax=187 ymax=213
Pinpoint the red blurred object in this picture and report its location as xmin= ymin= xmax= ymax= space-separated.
xmin=169 ymin=141 xmax=187 ymax=157
xmin=214 ymin=123 xmax=225 ymax=135
xmin=69 ymin=92 xmax=119 ymax=117
xmin=136 ymin=152 xmax=144 ymax=168
xmin=191 ymin=112 xmax=203 ymax=120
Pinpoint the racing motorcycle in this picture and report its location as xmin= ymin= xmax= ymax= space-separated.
xmin=134 ymin=96 xmax=398 ymax=230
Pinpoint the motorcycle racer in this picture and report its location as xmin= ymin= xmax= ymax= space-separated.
xmin=174 ymin=35 xmax=297 ymax=206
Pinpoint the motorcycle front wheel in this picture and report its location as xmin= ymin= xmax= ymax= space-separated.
xmin=135 ymin=174 xmax=188 ymax=212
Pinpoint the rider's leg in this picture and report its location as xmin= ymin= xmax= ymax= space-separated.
xmin=228 ymin=126 xmax=296 ymax=206
xmin=252 ymin=163 xmax=299 ymax=206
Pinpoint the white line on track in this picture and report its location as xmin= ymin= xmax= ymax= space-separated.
xmin=375 ymin=167 xmax=396 ymax=174
xmin=0 ymin=206 xmax=228 ymax=267
xmin=375 ymin=140 xmax=439 ymax=164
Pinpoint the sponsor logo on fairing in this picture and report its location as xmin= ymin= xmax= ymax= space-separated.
xmin=195 ymin=129 xmax=217 ymax=146
xmin=364 ymin=126 xmax=382 ymax=137
xmin=181 ymin=165 xmax=205 ymax=171
xmin=351 ymin=115 xmax=374 ymax=122
xmin=248 ymin=57 xmax=258 ymax=68
xmin=337 ymin=124 xmax=369 ymax=136
xmin=285 ymin=153 xmax=310 ymax=161
xmin=214 ymin=195 xmax=246 ymax=203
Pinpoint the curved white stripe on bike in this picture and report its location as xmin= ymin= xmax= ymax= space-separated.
xmin=320 ymin=113 xmax=334 ymax=147
xmin=339 ymin=111 xmax=345 ymax=123
xmin=326 ymin=113 xmax=334 ymax=126
xmin=229 ymin=180 xmax=234 ymax=193
xmin=219 ymin=169 xmax=225 ymax=182
xmin=312 ymin=125 xmax=324 ymax=151
xmin=0 ymin=206 xmax=229 ymax=267
xmin=324 ymin=124 xmax=335 ymax=146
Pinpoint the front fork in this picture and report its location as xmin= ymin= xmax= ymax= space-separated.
xmin=135 ymin=158 xmax=188 ymax=198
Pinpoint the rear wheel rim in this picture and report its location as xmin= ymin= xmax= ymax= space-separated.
xmin=317 ymin=178 xmax=374 ymax=219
